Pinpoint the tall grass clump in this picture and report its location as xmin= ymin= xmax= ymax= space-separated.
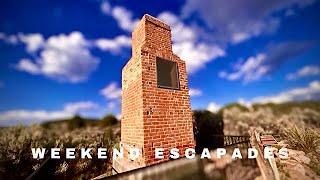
xmin=284 ymin=126 xmax=320 ymax=153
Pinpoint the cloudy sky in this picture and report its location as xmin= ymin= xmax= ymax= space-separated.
xmin=0 ymin=0 xmax=319 ymax=126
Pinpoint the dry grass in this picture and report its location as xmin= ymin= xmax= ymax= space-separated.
xmin=284 ymin=126 xmax=320 ymax=153
xmin=0 ymin=124 xmax=120 ymax=179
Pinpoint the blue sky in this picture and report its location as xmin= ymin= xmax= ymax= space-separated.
xmin=0 ymin=0 xmax=319 ymax=126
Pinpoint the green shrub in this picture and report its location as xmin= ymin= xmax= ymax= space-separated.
xmin=100 ymin=115 xmax=118 ymax=127
xmin=193 ymin=110 xmax=224 ymax=152
xmin=68 ymin=115 xmax=85 ymax=130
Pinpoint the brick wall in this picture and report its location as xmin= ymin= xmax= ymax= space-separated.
xmin=118 ymin=14 xmax=195 ymax=171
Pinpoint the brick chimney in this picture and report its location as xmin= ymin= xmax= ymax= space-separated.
xmin=113 ymin=14 xmax=195 ymax=173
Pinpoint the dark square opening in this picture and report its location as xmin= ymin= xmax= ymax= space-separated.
xmin=156 ymin=57 xmax=180 ymax=89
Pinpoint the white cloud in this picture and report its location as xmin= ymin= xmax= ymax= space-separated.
xmin=100 ymin=1 xmax=111 ymax=14
xmin=231 ymin=32 xmax=250 ymax=44
xmin=16 ymin=58 xmax=41 ymax=74
xmin=1 ymin=31 xmax=134 ymax=83
xmin=107 ymin=101 xmax=116 ymax=110
xmin=0 ymin=33 xmax=18 ymax=44
xmin=173 ymin=42 xmax=225 ymax=73
xmin=286 ymin=65 xmax=320 ymax=80
xmin=158 ymin=12 xmax=225 ymax=74
xmin=116 ymin=114 xmax=121 ymax=120
xmin=0 ymin=33 xmax=44 ymax=51
xmin=0 ymin=101 xmax=99 ymax=124
xmin=100 ymin=2 xmax=138 ymax=32
xmin=189 ymin=88 xmax=203 ymax=97
xmin=95 ymin=35 xmax=131 ymax=53
xmin=18 ymin=33 xmax=44 ymax=52
xmin=182 ymin=0 xmax=314 ymax=44
xmin=239 ymin=81 xmax=320 ymax=105
xmin=219 ymin=53 xmax=268 ymax=83
xmin=158 ymin=12 xmax=196 ymax=43
xmin=64 ymin=101 xmax=99 ymax=113
xmin=237 ymin=98 xmax=252 ymax=107
xmin=219 ymin=41 xmax=313 ymax=83
xmin=207 ymin=102 xmax=221 ymax=113
xmin=101 ymin=6 xmax=225 ymax=74
xmin=0 ymin=110 xmax=72 ymax=122
xmin=100 ymin=82 xmax=122 ymax=100
xmin=111 ymin=6 xmax=138 ymax=32
xmin=15 ymin=32 xmax=100 ymax=83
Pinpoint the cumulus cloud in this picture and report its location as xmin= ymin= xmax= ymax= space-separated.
xmin=100 ymin=82 xmax=122 ymax=100
xmin=100 ymin=2 xmax=138 ymax=32
xmin=18 ymin=33 xmax=44 ymax=52
xmin=158 ymin=12 xmax=225 ymax=73
xmin=101 ymin=5 xmax=225 ymax=74
xmin=15 ymin=32 xmax=100 ymax=83
xmin=111 ymin=6 xmax=139 ymax=32
xmin=219 ymin=41 xmax=314 ymax=83
xmin=286 ymin=65 xmax=320 ymax=80
xmin=238 ymin=81 xmax=320 ymax=105
xmin=16 ymin=58 xmax=41 ymax=74
xmin=64 ymin=101 xmax=99 ymax=113
xmin=0 ymin=110 xmax=72 ymax=124
xmin=0 ymin=31 xmax=133 ymax=83
xmin=219 ymin=53 xmax=268 ymax=83
xmin=95 ymin=35 xmax=131 ymax=53
xmin=182 ymin=0 xmax=315 ymax=44
xmin=100 ymin=1 xmax=111 ymax=14
xmin=0 ymin=32 xmax=18 ymax=44
xmin=189 ymin=88 xmax=203 ymax=97
xmin=207 ymin=102 xmax=221 ymax=113
xmin=0 ymin=101 xmax=99 ymax=125
xmin=0 ymin=33 xmax=45 ymax=51
xmin=173 ymin=41 xmax=225 ymax=73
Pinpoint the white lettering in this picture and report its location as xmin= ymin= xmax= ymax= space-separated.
xmin=264 ymin=147 xmax=274 ymax=159
xmin=185 ymin=148 xmax=195 ymax=159
xmin=248 ymin=148 xmax=258 ymax=159
xmin=113 ymin=148 xmax=123 ymax=159
xmin=66 ymin=148 xmax=75 ymax=159
xmin=231 ymin=148 xmax=242 ymax=159
xmin=98 ymin=148 xmax=107 ymax=159
xmin=31 ymin=148 xmax=46 ymax=159
xmin=155 ymin=148 xmax=164 ymax=159
xmin=130 ymin=148 xmax=140 ymax=160
xmin=216 ymin=148 xmax=226 ymax=158
xmin=200 ymin=148 xmax=211 ymax=159
xmin=81 ymin=148 xmax=92 ymax=159
xmin=279 ymin=148 xmax=288 ymax=159
xmin=51 ymin=148 xmax=60 ymax=159
xmin=169 ymin=148 xmax=179 ymax=159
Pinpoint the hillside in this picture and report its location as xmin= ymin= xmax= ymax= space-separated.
xmin=41 ymin=114 xmax=118 ymax=130
xmin=222 ymin=101 xmax=320 ymax=135
xmin=0 ymin=101 xmax=319 ymax=179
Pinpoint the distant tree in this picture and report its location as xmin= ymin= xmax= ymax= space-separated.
xmin=100 ymin=114 xmax=118 ymax=127
xmin=193 ymin=110 xmax=224 ymax=153
xmin=68 ymin=115 xmax=85 ymax=130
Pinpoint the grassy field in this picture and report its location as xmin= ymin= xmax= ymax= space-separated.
xmin=0 ymin=101 xmax=319 ymax=179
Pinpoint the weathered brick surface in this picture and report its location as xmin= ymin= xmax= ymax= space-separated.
xmin=115 ymin=14 xmax=195 ymax=172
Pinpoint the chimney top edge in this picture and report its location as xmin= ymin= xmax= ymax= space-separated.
xmin=142 ymin=14 xmax=171 ymax=31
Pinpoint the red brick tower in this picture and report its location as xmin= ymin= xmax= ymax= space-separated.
xmin=113 ymin=14 xmax=195 ymax=173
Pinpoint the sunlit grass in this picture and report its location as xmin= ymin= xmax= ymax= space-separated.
xmin=284 ymin=126 xmax=320 ymax=153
